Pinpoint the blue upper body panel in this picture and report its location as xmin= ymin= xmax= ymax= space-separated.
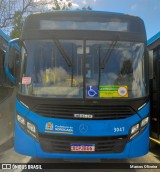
xmin=147 ymin=32 xmax=160 ymax=46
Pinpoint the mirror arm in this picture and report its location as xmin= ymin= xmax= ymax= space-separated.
xmin=5 ymin=66 xmax=16 ymax=84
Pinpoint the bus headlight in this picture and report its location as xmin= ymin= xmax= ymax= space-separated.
xmin=141 ymin=117 xmax=149 ymax=128
xmin=130 ymin=123 xmax=140 ymax=140
xmin=129 ymin=116 xmax=149 ymax=141
xmin=16 ymin=113 xmax=38 ymax=141
xmin=130 ymin=123 xmax=139 ymax=135
xmin=17 ymin=114 xmax=26 ymax=126
xmin=27 ymin=121 xmax=36 ymax=133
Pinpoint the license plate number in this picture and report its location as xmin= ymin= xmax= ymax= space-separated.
xmin=71 ymin=144 xmax=95 ymax=152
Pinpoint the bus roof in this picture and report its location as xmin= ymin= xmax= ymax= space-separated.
xmin=22 ymin=11 xmax=146 ymax=41
xmin=25 ymin=10 xmax=143 ymax=23
xmin=147 ymin=32 xmax=160 ymax=49
xmin=33 ymin=10 xmax=125 ymax=15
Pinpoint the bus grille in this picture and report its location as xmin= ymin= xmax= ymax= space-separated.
xmin=38 ymin=133 xmax=127 ymax=153
xmin=32 ymin=104 xmax=135 ymax=119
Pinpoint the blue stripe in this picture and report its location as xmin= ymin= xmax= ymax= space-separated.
xmin=147 ymin=31 xmax=160 ymax=46
xmin=54 ymin=10 xmax=124 ymax=15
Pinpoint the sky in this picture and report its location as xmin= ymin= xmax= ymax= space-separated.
xmin=72 ymin=0 xmax=160 ymax=39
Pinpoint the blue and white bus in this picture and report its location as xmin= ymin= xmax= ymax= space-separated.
xmin=0 ymin=29 xmax=19 ymax=151
xmin=6 ymin=11 xmax=149 ymax=158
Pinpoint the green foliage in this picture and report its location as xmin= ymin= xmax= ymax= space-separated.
xmin=9 ymin=1 xmax=92 ymax=39
xmin=10 ymin=11 xmax=23 ymax=39
xmin=52 ymin=0 xmax=72 ymax=10
xmin=52 ymin=0 xmax=61 ymax=10
xmin=82 ymin=6 xmax=92 ymax=10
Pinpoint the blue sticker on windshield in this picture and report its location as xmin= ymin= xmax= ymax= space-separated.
xmin=87 ymin=85 xmax=98 ymax=97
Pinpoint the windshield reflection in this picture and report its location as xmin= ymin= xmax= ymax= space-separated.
xmin=19 ymin=40 xmax=147 ymax=99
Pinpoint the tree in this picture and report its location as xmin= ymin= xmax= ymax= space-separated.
xmin=52 ymin=0 xmax=72 ymax=10
xmin=0 ymin=0 xmax=92 ymax=38
xmin=9 ymin=0 xmax=73 ymax=38
xmin=81 ymin=6 xmax=92 ymax=10
xmin=0 ymin=0 xmax=14 ymax=29
xmin=10 ymin=11 xmax=23 ymax=38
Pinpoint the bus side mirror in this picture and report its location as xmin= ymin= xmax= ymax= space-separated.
xmin=0 ymin=49 xmax=5 ymax=85
xmin=5 ymin=38 xmax=20 ymax=84
xmin=148 ymin=50 xmax=153 ymax=80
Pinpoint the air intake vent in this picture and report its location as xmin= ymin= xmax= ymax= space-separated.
xmin=32 ymin=104 xmax=136 ymax=120
xmin=39 ymin=133 xmax=127 ymax=153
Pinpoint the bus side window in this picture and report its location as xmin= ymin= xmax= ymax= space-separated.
xmin=8 ymin=46 xmax=20 ymax=82
xmin=0 ymin=49 xmax=13 ymax=101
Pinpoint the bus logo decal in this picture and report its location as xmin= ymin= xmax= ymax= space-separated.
xmin=54 ymin=125 xmax=73 ymax=134
xmin=87 ymin=85 xmax=98 ymax=97
xmin=99 ymin=85 xmax=128 ymax=98
xmin=74 ymin=114 xmax=93 ymax=119
xmin=45 ymin=122 xmax=53 ymax=131
xmin=118 ymin=86 xmax=128 ymax=97
xmin=79 ymin=124 xmax=88 ymax=134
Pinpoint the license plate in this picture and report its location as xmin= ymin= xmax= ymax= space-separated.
xmin=71 ymin=144 xmax=95 ymax=152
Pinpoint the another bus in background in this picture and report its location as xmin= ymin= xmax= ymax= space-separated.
xmin=0 ymin=29 xmax=19 ymax=151
xmin=148 ymin=32 xmax=160 ymax=147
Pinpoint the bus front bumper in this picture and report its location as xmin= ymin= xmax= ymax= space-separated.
xmin=14 ymin=121 xmax=149 ymax=159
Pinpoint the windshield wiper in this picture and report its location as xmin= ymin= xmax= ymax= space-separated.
xmin=100 ymin=35 xmax=119 ymax=69
xmin=54 ymin=39 xmax=75 ymax=87
xmin=54 ymin=39 xmax=73 ymax=67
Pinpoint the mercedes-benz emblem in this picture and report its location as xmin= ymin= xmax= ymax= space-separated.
xmin=79 ymin=124 xmax=88 ymax=134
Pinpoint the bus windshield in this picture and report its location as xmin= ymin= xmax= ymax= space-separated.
xmin=19 ymin=39 xmax=147 ymax=99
